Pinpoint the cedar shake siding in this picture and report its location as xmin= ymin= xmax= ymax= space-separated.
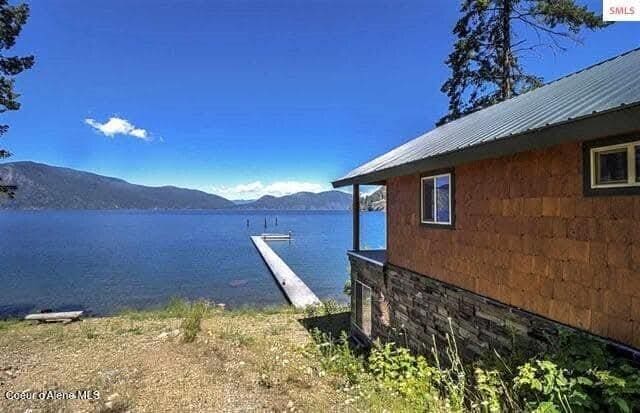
xmin=385 ymin=141 xmax=640 ymax=349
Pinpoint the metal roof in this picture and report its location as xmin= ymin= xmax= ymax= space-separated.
xmin=333 ymin=48 xmax=640 ymax=187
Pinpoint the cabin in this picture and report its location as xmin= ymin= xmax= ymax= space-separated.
xmin=332 ymin=48 xmax=640 ymax=358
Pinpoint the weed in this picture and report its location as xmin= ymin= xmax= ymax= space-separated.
xmin=81 ymin=322 xmax=98 ymax=339
xmin=181 ymin=300 xmax=209 ymax=343
xmin=218 ymin=325 xmax=254 ymax=347
xmin=165 ymin=296 xmax=189 ymax=317
xmin=308 ymin=318 xmax=640 ymax=412
xmin=258 ymin=371 xmax=274 ymax=388
xmin=304 ymin=300 xmax=349 ymax=318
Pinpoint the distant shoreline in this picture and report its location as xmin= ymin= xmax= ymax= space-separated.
xmin=0 ymin=208 xmax=385 ymax=212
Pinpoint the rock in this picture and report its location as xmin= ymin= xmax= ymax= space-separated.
xmin=157 ymin=332 xmax=169 ymax=339
xmin=170 ymin=329 xmax=180 ymax=337
xmin=104 ymin=401 xmax=114 ymax=409
xmin=107 ymin=393 xmax=119 ymax=402
xmin=100 ymin=369 xmax=119 ymax=382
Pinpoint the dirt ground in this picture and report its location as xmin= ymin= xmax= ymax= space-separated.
xmin=0 ymin=308 xmax=352 ymax=413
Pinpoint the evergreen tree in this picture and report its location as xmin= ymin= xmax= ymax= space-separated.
xmin=0 ymin=0 xmax=34 ymax=197
xmin=438 ymin=0 xmax=607 ymax=126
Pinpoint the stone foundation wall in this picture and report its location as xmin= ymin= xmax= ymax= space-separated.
xmin=349 ymin=255 xmax=389 ymax=343
xmin=384 ymin=263 xmax=561 ymax=358
xmin=350 ymin=257 xmax=640 ymax=360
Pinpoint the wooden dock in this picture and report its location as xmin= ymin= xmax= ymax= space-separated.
xmin=251 ymin=236 xmax=321 ymax=309
xmin=260 ymin=233 xmax=291 ymax=241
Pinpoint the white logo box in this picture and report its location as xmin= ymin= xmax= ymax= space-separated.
xmin=603 ymin=0 xmax=640 ymax=21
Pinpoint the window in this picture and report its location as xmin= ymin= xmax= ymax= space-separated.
xmin=633 ymin=145 xmax=640 ymax=182
xmin=353 ymin=280 xmax=371 ymax=337
xmin=421 ymin=172 xmax=453 ymax=225
xmin=589 ymin=140 xmax=640 ymax=190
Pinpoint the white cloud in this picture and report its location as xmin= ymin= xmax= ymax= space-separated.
xmin=211 ymin=180 xmax=331 ymax=200
xmin=85 ymin=117 xmax=151 ymax=141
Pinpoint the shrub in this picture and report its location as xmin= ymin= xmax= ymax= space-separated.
xmin=180 ymin=300 xmax=210 ymax=343
xmin=308 ymin=320 xmax=640 ymax=413
xmin=514 ymin=333 xmax=640 ymax=413
xmin=166 ymin=296 xmax=190 ymax=317
xmin=311 ymin=329 xmax=365 ymax=385
xmin=304 ymin=299 xmax=349 ymax=318
xmin=80 ymin=322 xmax=98 ymax=339
xmin=368 ymin=341 xmax=442 ymax=409
xmin=473 ymin=367 xmax=508 ymax=412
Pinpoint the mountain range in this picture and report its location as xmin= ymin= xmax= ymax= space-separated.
xmin=361 ymin=187 xmax=386 ymax=211
xmin=0 ymin=161 xmax=370 ymax=211
xmin=235 ymin=190 xmax=352 ymax=210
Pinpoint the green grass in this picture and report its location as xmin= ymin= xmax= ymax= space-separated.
xmin=0 ymin=318 xmax=21 ymax=332
xmin=227 ymin=304 xmax=299 ymax=317
xmin=117 ymin=296 xmax=197 ymax=320
xmin=80 ymin=322 xmax=98 ymax=339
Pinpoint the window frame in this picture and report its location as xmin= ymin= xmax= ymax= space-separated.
xmin=353 ymin=280 xmax=372 ymax=338
xmin=583 ymin=136 xmax=640 ymax=197
xmin=420 ymin=169 xmax=455 ymax=229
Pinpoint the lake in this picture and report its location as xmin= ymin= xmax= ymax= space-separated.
xmin=0 ymin=210 xmax=385 ymax=317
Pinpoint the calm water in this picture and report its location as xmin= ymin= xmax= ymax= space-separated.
xmin=0 ymin=210 xmax=385 ymax=316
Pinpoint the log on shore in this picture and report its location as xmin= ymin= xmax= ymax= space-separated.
xmin=24 ymin=311 xmax=84 ymax=323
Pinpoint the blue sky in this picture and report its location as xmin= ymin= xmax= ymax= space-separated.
xmin=3 ymin=0 xmax=639 ymax=199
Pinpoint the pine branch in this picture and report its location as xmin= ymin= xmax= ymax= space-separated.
xmin=438 ymin=0 xmax=609 ymax=125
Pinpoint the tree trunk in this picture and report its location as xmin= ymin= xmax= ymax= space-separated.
xmin=500 ymin=0 xmax=512 ymax=99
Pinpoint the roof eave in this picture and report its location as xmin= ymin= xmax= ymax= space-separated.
xmin=332 ymin=104 xmax=640 ymax=188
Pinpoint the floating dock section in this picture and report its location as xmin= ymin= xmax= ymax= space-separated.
xmin=251 ymin=236 xmax=321 ymax=309
xmin=260 ymin=233 xmax=292 ymax=241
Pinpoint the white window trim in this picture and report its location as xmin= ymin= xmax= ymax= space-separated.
xmin=353 ymin=280 xmax=372 ymax=337
xmin=420 ymin=173 xmax=452 ymax=225
xmin=590 ymin=140 xmax=640 ymax=189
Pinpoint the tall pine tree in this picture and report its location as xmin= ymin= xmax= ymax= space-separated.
xmin=438 ymin=0 xmax=607 ymax=126
xmin=0 ymin=0 xmax=34 ymax=198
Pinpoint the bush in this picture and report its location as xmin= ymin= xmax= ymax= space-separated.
xmin=180 ymin=300 xmax=210 ymax=343
xmin=312 ymin=329 xmax=365 ymax=384
xmin=304 ymin=300 xmax=349 ymax=318
xmin=308 ymin=321 xmax=640 ymax=412
xmin=368 ymin=341 xmax=443 ymax=410
xmin=166 ymin=296 xmax=190 ymax=317
xmin=514 ymin=333 xmax=640 ymax=413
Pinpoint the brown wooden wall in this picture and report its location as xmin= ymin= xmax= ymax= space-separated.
xmin=387 ymin=141 xmax=640 ymax=349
